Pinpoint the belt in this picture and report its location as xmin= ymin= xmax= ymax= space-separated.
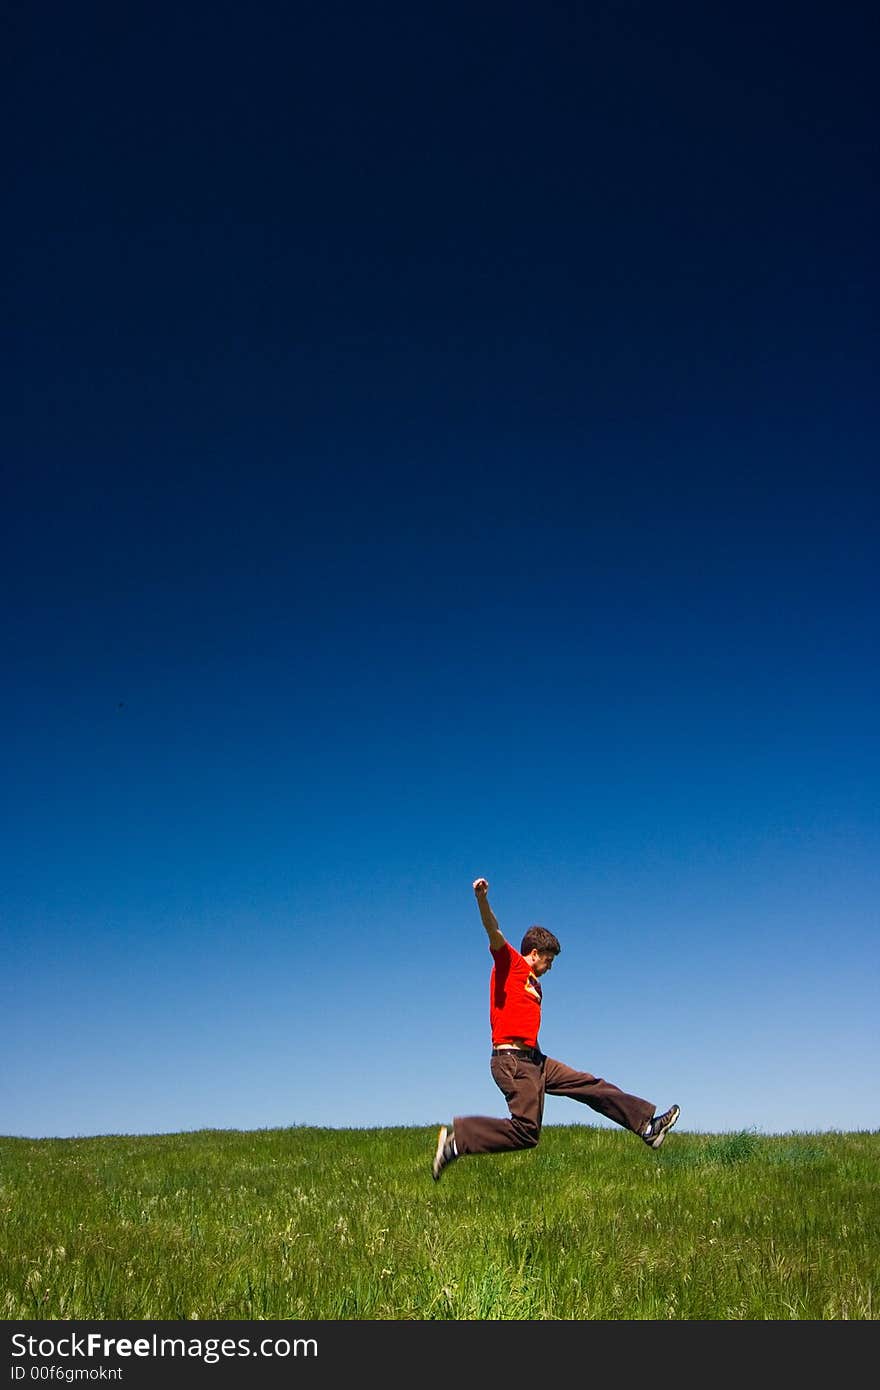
xmin=492 ymin=1046 xmax=542 ymax=1063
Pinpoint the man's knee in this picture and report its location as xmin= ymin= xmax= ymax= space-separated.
xmin=510 ymin=1116 xmax=541 ymax=1149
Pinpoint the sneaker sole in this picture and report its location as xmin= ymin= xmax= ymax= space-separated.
xmin=432 ymin=1125 xmax=449 ymax=1180
xmin=648 ymin=1104 xmax=680 ymax=1149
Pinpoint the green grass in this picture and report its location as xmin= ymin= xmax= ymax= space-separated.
xmin=1 ymin=1126 xmax=876 ymax=1319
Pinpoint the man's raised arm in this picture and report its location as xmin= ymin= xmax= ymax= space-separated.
xmin=473 ymin=877 xmax=505 ymax=951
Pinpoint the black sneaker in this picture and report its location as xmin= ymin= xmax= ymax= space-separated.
xmin=432 ymin=1125 xmax=458 ymax=1180
xmin=642 ymin=1104 xmax=680 ymax=1149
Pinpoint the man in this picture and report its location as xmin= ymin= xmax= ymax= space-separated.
xmin=432 ymin=877 xmax=680 ymax=1179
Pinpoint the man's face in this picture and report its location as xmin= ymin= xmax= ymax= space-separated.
xmin=529 ymin=950 xmax=555 ymax=977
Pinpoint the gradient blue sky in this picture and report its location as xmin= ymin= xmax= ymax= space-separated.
xmin=3 ymin=1 xmax=877 ymax=1140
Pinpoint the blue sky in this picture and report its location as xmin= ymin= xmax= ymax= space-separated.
xmin=3 ymin=1 xmax=877 ymax=1140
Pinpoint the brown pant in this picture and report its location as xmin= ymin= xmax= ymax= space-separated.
xmin=453 ymin=1051 xmax=655 ymax=1156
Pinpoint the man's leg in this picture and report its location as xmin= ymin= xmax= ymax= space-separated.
xmin=452 ymin=1053 xmax=545 ymax=1156
xmin=543 ymin=1056 xmax=655 ymax=1135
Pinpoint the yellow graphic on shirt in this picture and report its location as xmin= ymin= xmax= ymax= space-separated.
xmin=524 ymin=974 xmax=542 ymax=1003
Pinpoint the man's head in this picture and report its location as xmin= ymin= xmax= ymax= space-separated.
xmin=520 ymin=925 xmax=561 ymax=977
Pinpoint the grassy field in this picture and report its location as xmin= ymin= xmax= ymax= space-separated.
xmin=1 ymin=1125 xmax=876 ymax=1320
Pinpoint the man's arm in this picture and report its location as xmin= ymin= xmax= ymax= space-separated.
xmin=473 ymin=877 xmax=505 ymax=950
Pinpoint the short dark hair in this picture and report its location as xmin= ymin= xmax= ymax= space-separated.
xmin=520 ymin=925 xmax=561 ymax=957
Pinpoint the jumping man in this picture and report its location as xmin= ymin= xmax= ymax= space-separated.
xmin=432 ymin=877 xmax=680 ymax=1179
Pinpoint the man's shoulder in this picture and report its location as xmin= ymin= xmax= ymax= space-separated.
xmin=490 ymin=940 xmax=524 ymax=966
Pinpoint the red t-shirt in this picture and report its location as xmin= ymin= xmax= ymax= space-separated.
xmin=489 ymin=941 xmax=542 ymax=1048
